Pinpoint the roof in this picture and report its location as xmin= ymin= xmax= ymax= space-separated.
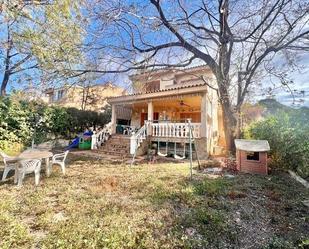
xmin=235 ymin=139 xmax=270 ymax=152
xmin=107 ymin=82 xmax=207 ymax=103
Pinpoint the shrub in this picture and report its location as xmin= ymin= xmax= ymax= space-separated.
xmin=0 ymin=140 xmax=24 ymax=155
xmin=245 ymin=112 xmax=309 ymax=179
xmin=67 ymin=106 xmax=111 ymax=132
xmin=0 ymin=95 xmax=111 ymax=151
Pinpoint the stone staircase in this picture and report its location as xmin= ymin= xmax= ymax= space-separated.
xmin=98 ymin=134 xmax=131 ymax=157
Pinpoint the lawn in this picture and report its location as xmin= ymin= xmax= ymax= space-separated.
xmin=0 ymin=156 xmax=308 ymax=249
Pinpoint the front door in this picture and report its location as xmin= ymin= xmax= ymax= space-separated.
xmin=140 ymin=113 xmax=148 ymax=126
xmin=153 ymin=112 xmax=159 ymax=122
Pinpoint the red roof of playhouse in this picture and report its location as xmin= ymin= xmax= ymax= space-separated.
xmin=235 ymin=139 xmax=270 ymax=152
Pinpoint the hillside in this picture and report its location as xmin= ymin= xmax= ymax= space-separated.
xmin=258 ymin=98 xmax=309 ymax=116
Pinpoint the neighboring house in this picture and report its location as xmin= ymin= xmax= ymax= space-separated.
xmin=44 ymin=83 xmax=126 ymax=112
xmin=106 ymin=65 xmax=226 ymax=158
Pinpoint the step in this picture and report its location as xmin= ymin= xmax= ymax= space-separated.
xmin=95 ymin=134 xmax=140 ymax=157
xmin=100 ymin=144 xmax=130 ymax=149
xmin=104 ymin=141 xmax=130 ymax=146
xmin=110 ymin=135 xmax=131 ymax=139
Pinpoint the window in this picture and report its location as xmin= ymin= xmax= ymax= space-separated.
xmin=52 ymin=89 xmax=65 ymax=102
xmin=57 ymin=90 xmax=65 ymax=100
xmin=246 ymin=152 xmax=260 ymax=161
xmin=145 ymin=80 xmax=160 ymax=92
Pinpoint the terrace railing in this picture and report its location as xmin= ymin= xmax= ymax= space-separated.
xmin=150 ymin=122 xmax=201 ymax=138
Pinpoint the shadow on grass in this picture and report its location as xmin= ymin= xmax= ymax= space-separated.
xmin=138 ymin=173 xmax=240 ymax=248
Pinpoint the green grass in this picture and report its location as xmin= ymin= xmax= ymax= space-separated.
xmin=0 ymin=158 xmax=308 ymax=249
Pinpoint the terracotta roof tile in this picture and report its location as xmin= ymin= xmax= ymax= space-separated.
xmin=108 ymin=82 xmax=207 ymax=100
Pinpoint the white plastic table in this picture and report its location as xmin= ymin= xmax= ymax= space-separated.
xmin=17 ymin=149 xmax=53 ymax=177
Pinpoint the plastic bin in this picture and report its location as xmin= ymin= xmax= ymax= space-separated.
xmin=78 ymin=137 xmax=91 ymax=150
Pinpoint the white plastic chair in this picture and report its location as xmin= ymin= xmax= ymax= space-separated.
xmin=51 ymin=151 xmax=69 ymax=175
xmin=0 ymin=151 xmax=18 ymax=181
xmin=16 ymin=159 xmax=41 ymax=187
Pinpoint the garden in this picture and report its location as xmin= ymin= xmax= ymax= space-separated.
xmin=0 ymin=157 xmax=308 ymax=249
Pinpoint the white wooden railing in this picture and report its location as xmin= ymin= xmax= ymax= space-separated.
xmin=129 ymin=121 xmax=201 ymax=156
xmin=130 ymin=122 xmax=148 ymax=155
xmin=150 ymin=122 xmax=201 ymax=138
xmin=91 ymin=123 xmax=112 ymax=150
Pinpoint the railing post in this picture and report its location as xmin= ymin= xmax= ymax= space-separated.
xmin=146 ymin=120 xmax=152 ymax=136
xmin=130 ymin=132 xmax=136 ymax=155
xmin=91 ymin=132 xmax=97 ymax=150
xmin=111 ymin=104 xmax=117 ymax=134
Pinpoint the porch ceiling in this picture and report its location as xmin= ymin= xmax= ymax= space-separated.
xmin=132 ymin=96 xmax=201 ymax=109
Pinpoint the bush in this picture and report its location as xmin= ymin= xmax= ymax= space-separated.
xmin=0 ymin=95 xmax=111 ymax=152
xmin=245 ymin=112 xmax=309 ymax=179
xmin=0 ymin=140 xmax=24 ymax=155
xmin=67 ymin=105 xmax=111 ymax=132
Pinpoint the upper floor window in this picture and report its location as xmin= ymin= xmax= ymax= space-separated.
xmin=145 ymin=80 xmax=160 ymax=92
xmin=53 ymin=89 xmax=65 ymax=101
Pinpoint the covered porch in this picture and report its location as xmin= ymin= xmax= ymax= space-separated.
xmin=109 ymin=89 xmax=211 ymax=140
xmin=107 ymin=84 xmax=217 ymax=158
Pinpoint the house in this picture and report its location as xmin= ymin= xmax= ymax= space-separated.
xmin=101 ymin=66 xmax=226 ymax=159
xmin=44 ymin=83 xmax=126 ymax=112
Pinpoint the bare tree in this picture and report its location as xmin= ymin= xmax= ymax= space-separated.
xmin=0 ymin=0 xmax=84 ymax=96
xmin=81 ymin=81 xmax=97 ymax=111
xmin=68 ymin=0 xmax=309 ymax=150
xmin=0 ymin=3 xmax=37 ymax=96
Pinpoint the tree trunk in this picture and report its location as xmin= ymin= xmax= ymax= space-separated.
xmin=221 ymin=101 xmax=237 ymax=153
xmin=0 ymin=71 xmax=9 ymax=96
xmin=1 ymin=24 xmax=12 ymax=97
xmin=216 ymin=74 xmax=237 ymax=154
xmin=235 ymin=109 xmax=242 ymax=139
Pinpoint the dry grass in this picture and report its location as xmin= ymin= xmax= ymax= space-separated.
xmin=0 ymin=156 xmax=308 ymax=249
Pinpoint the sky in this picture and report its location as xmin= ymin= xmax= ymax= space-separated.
xmin=275 ymin=72 xmax=309 ymax=107
xmin=261 ymin=54 xmax=309 ymax=107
